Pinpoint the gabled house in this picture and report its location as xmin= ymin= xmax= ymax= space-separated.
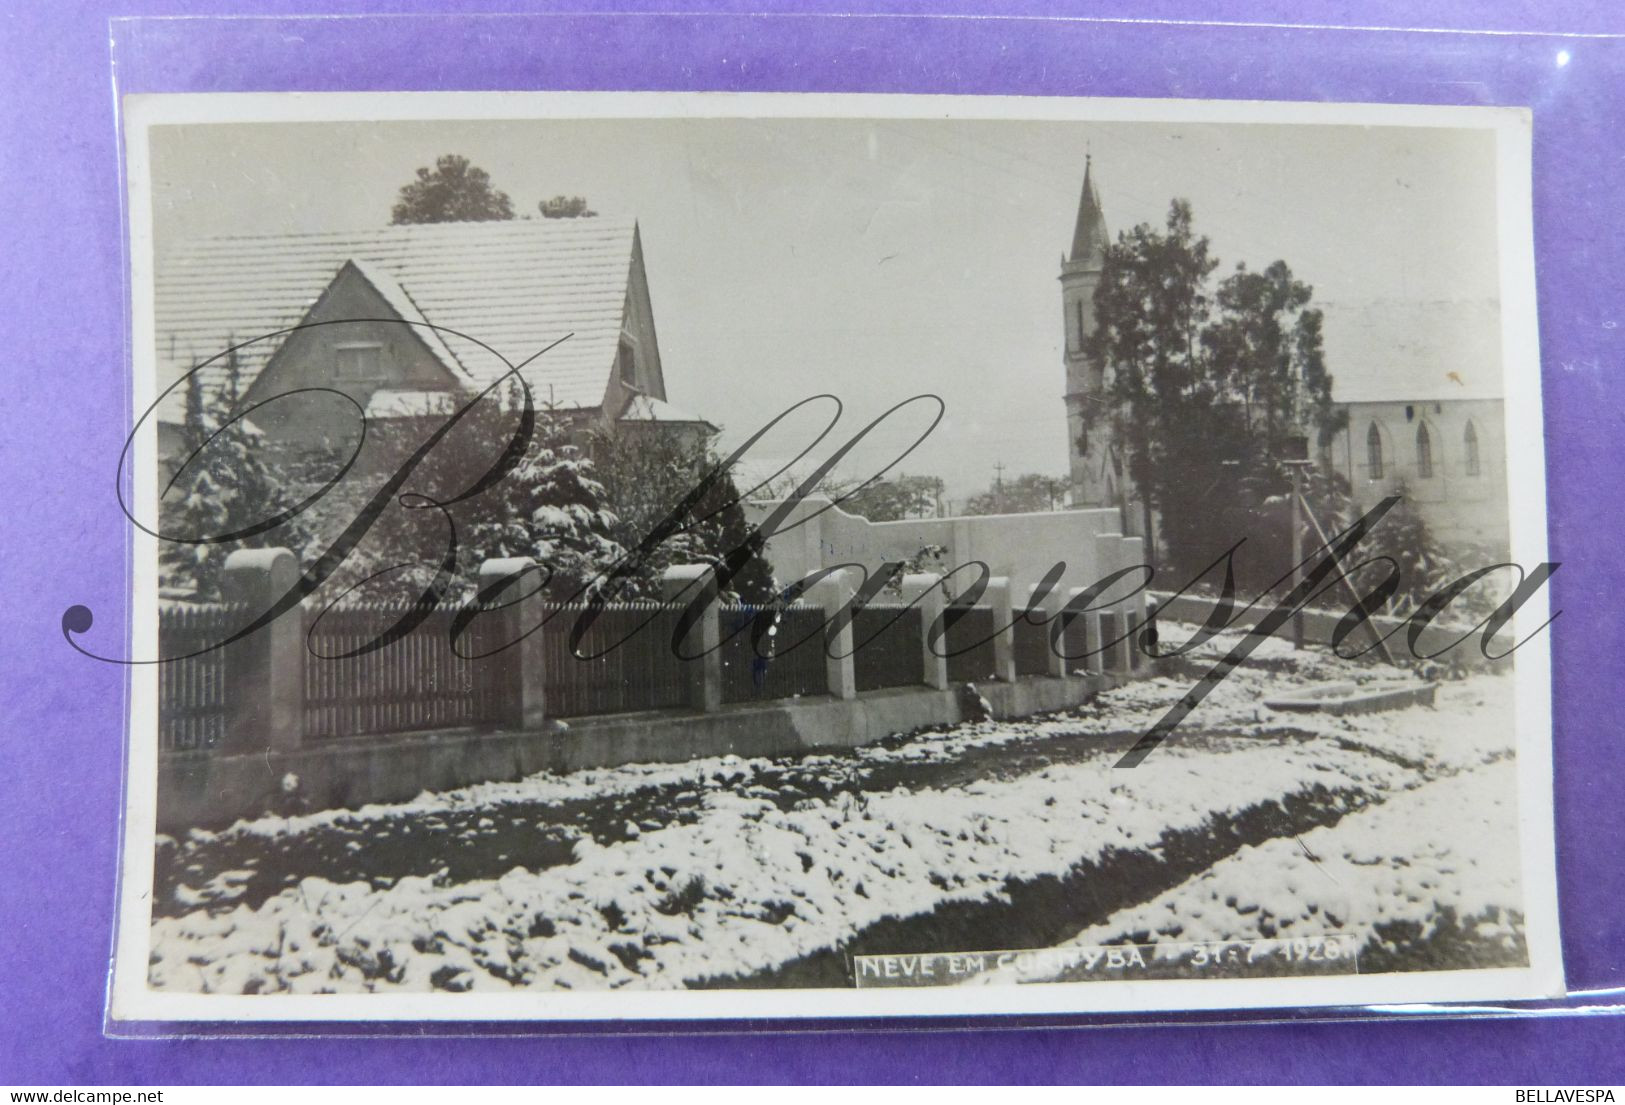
xmin=154 ymin=216 xmax=712 ymax=467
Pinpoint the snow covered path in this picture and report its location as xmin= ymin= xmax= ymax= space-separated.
xmin=148 ymin=633 xmax=1522 ymax=994
xmin=972 ymin=757 xmax=1524 ymax=988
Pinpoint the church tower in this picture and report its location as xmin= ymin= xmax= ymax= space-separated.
xmin=1060 ymin=156 xmax=1118 ymax=510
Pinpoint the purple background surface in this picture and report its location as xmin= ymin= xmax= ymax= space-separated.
xmin=4 ymin=0 xmax=1624 ymax=1084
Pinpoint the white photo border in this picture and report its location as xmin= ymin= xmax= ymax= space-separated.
xmin=110 ymin=90 xmax=1562 ymax=1024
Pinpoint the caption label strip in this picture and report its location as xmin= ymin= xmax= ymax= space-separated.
xmin=852 ymin=935 xmax=1361 ymax=988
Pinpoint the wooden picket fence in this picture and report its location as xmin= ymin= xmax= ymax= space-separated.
xmin=851 ymin=604 xmax=927 ymax=692
xmin=156 ymin=592 xmax=1076 ymax=749
xmin=1057 ymin=607 xmax=1093 ymax=672
xmin=302 ymin=602 xmax=500 ymax=740
xmin=1013 ymin=616 xmax=1053 ymax=677
xmin=537 ymin=602 xmax=691 ymax=718
xmin=719 ymin=603 xmax=831 ymax=704
xmin=944 ymin=604 xmax=998 ymax=682
xmin=157 ymin=603 xmax=238 ymax=752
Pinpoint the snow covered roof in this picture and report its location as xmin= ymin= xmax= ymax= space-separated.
xmin=617 ymin=394 xmax=714 ymax=428
xmin=343 ymin=257 xmax=467 ymax=378
xmin=155 ymin=216 xmax=641 ymax=421
xmin=1321 ymin=298 xmax=1505 ymax=404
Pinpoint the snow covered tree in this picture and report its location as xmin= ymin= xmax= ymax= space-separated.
xmin=472 ymin=410 xmax=626 ymax=601
xmin=159 ymin=351 xmax=298 ymax=598
xmin=691 ymin=461 xmax=777 ymax=605
xmin=315 ymin=385 xmax=626 ymax=604
xmin=589 ymin=423 xmax=776 ymax=604
xmin=1296 ymin=473 xmax=1495 ymax=622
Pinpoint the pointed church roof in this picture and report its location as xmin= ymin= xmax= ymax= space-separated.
xmin=1069 ymin=156 xmax=1109 ymax=267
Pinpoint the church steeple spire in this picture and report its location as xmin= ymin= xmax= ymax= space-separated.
xmin=1068 ymin=155 xmax=1109 ymax=267
xmin=1061 ymin=153 xmax=1116 ymax=511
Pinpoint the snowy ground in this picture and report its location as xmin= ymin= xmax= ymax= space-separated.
xmin=148 ymin=626 xmax=1524 ymax=994
xmin=972 ymin=757 xmax=1523 ymax=987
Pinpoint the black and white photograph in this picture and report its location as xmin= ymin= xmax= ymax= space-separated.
xmin=110 ymin=92 xmax=1561 ymax=1021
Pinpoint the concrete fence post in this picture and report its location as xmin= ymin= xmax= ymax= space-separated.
xmin=477 ymin=557 xmax=546 ymax=729
xmin=986 ymin=575 xmax=1018 ymax=683
xmin=1063 ymin=586 xmax=1105 ymax=677
xmin=220 ymin=547 xmax=303 ymax=754
xmin=1120 ymin=536 xmax=1149 ymax=671
xmin=899 ymin=573 xmax=950 ymax=690
xmin=1100 ymin=611 xmax=1124 ymax=674
xmin=1093 ymin=533 xmax=1128 ymax=673
xmin=662 ymin=564 xmax=723 ymax=712
xmin=809 ymin=568 xmax=858 ymax=701
xmin=1028 ymin=582 xmax=1070 ymax=678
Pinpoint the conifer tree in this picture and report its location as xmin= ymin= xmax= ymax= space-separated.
xmin=589 ymin=423 xmax=776 ymax=604
xmin=159 ymin=350 xmax=290 ymax=598
xmin=315 ymin=386 xmax=627 ymax=604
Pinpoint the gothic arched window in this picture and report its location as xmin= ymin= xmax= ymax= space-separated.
xmin=1416 ymin=422 xmax=1434 ymax=479
xmin=1464 ymin=420 xmax=1481 ymax=477
xmin=1366 ymin=422 xmax=1384 ymax=480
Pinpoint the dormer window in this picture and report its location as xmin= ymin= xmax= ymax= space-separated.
xmin=617 ymin=339 xmax=637 ymax=388
xmin=335 ymin=342 xmax=383 ymax=382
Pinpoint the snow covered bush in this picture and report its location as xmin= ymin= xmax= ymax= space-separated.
xmin=159 ymin=352 xmax=309 ymax=599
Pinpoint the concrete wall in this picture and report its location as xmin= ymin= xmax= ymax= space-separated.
xmin=157 ymin=672 xmax=1128 ymax=831
xmin=743 ymin=495 xmax=1135 ymax=600
xmin=1151 ymin=590 xmax=1501 ymax=673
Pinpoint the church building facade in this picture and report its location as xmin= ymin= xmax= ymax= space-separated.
xmin=1318 ymin=300 xmax=1509 ymax=554
xmin=1059 ymin=158 xmax=1142 ymax=536
xmin=1058 ymin=159 xmax=1509 ymax=557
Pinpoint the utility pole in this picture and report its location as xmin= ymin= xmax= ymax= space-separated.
xmin=993 ymin=461 xmax=1006 ymax=513
xmin=1286 ymin=459 xmax=1315 ymax=651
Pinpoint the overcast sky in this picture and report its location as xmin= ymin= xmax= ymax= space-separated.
xmin=149 ymin=116 xmax=1502 ymax=499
